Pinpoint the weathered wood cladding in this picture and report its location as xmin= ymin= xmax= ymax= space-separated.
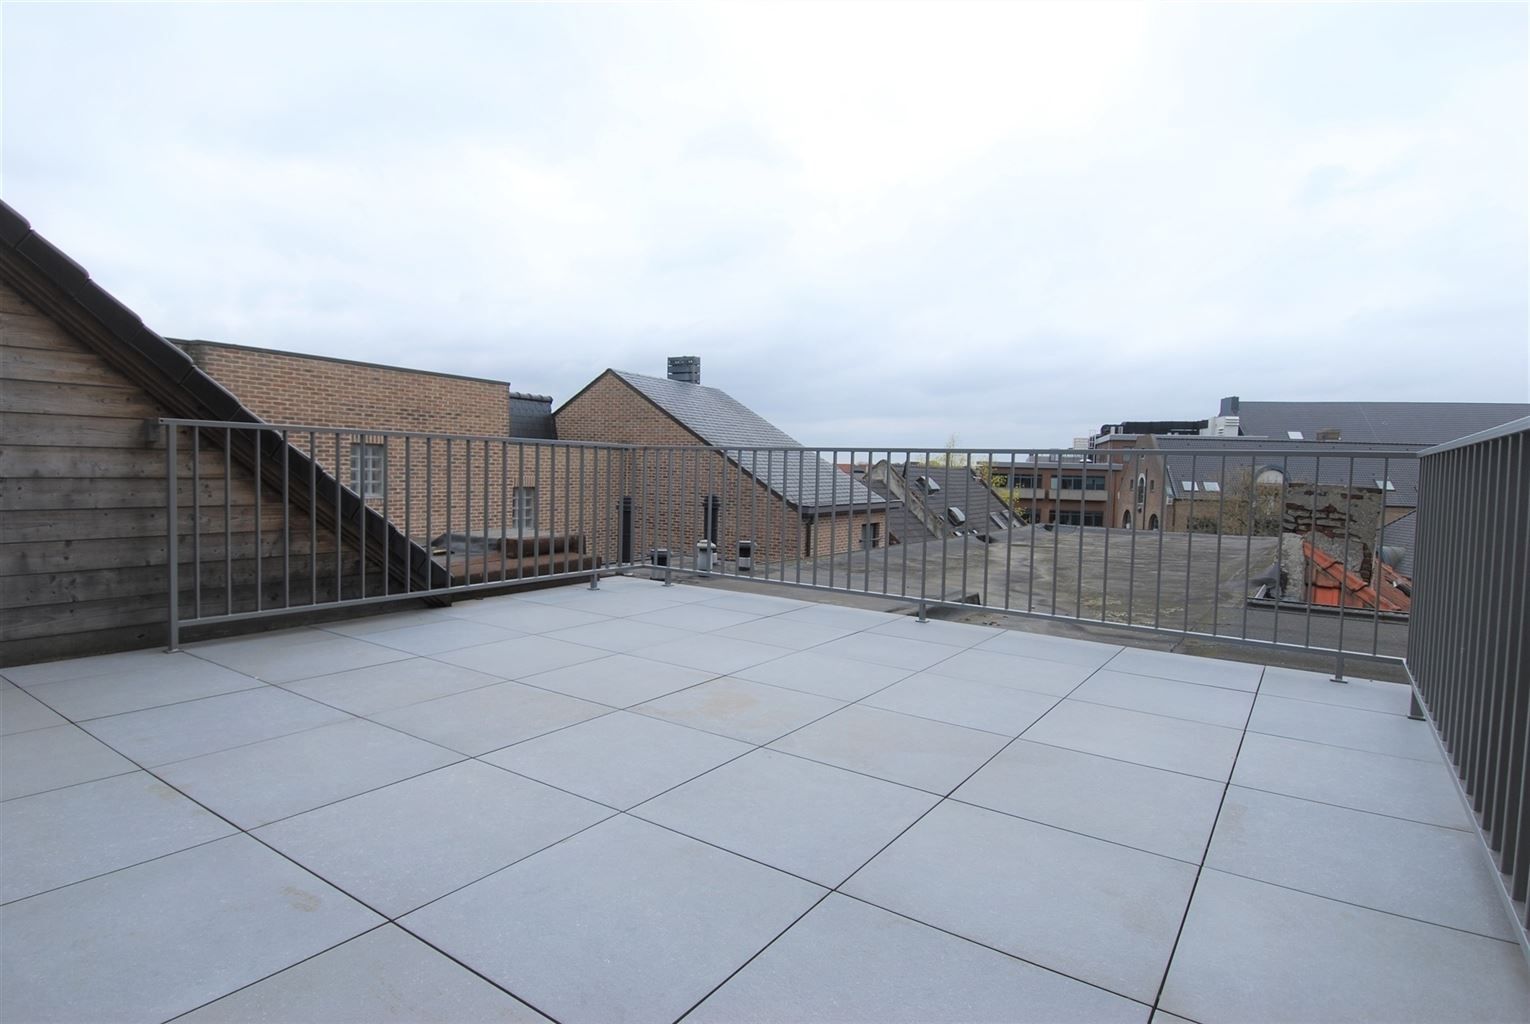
xmin=0 ymin=280 xmax=401 ymax=665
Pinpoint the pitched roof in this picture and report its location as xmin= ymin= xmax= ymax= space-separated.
xmin=900 ymin=463 xmax=1017 ymax=534
xmin=611 ymin=370 xmax=884 ymax=512
xmin=1151 ymin=435 xmax=1424 ymax=509
xmin=0 ymin=198 xmax=444 ymax=590
xmin=1234 ymin=401 xmax=1530 ymax=446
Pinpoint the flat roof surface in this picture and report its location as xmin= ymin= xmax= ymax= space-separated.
xmin=3 ymin=577 xmax=1526 ymax=1022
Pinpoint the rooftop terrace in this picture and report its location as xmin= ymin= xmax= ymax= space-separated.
xmin=3 ymin=575 xmax=1527 ymax=1023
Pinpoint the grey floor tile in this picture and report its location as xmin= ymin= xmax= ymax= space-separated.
xmin=1208 ymin=786 xmax=1514 ymax=940
xmin=689 ymin=893 xmax=1149 ymax=1024
xmin=544 ymin=618 xmax=693 ymax=652
xmin=732 ymin=650 xmax=915 ymax=701
xmin=1070 ymin=670 xmax=1254 ymax=729
xmin=922 ymin=648 xmax=1095 ymax=696
xmin=370 ymin=681 xmax=608 ymax=756
xmin=975 ymin=630 xmax=1123 ymax=669
xmin=1106 ymin=648 xmax=1263 ymax=692
xmin=80 ymin=687 xmax=350 ymax=767
xmin=845 ymin=801 xmax=1196 ymax=1003
xmin=629 ymin=603 xmax=763 ymax=632
xmin=634 ymin=749 xmax=938 ymax=886
xmin=401 ymin=814 xmax=824 ymax=1024
xmin=155 ymin=719 xmax=460 ymax=829
xmin=632 ymin=633 xmax=794 ymax=675
xmin=24 ymin=659 xmax=266 ymax=720
xmin=434 ymin=634 xmax=609 ymax=678
xmin=816 ymin=633 xmax=959 ymax=672
xmin=863 ymin=672 xmax=1058 ymax=735
xmin=192 ymin=632 xmax=411 ymax=683
xmin=0 ymin=646 xmax=197 ymax=688
xmin=700 ymin=592 xmax=815 ymax=615
xmin=0 ymin=834 xmax=380 ymax=1024
xmin=1151 ymin=1013 xmax=1197 ymax=1024
xmin=776 ymin=604 xmax=906 ymax=630
xmin=771 ymin=705 xmax=1008 ymax=794
xmin=446 ymin=600 xmax=611 ymax=634
xmin=484 ymin=711 xmax=750 ymax=809
xmin=0 ymin=681 xmax=66 ymax=734
xmin=1248 ymin=692 xmax=1438 ymax=760
xmin=864 ymin=616 xmax=1001 ymax=648
xmin=179 ymin=924 xmax=550 ymax=1022
xmin=710 ymin=616 xmax=854 ymax=650
xmin=0 ymin=771 xmax=234 ymax=903
xmin=517 ymin=653 xmax=717 ymax=707
xmin=1255 ymin=665 xmax=1412 ymax=714
xmin=1159 ymin=869 xmax=1530 ymax=1024
xmin=1232 ymin=732 xmax=1469 ymax=830
xmin=1 ymin=724 xmax=136 ymax=800
xmin=256 ymin=761 xmax=609 ymax=918
xmin=359 ymin=618 xmax=524 ymax=656
xmin=280 ymin=657 xmax=506 ymax=716
xmin=634 ymin=677 xmax=843 ymax=745
xmin=321 ymin=607 xmax=465 ymax=636
xmin=954 ymin=740 xmax=1224 ymax=863
xmin=1024 ymin=700 xmax=1243 ymax=781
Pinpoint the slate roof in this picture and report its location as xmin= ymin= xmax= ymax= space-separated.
xmin=612 ymin=370 xmax=885 ymax=512
xmin=1381 ymin=509 xmax=1416 ymax=577
xmin=1234 ymin=401 xmax=1529 ymax=446
xmin=897 ymin=463 xmax=1017 ymax=535
xmin=1152 ymin=435 xmax=1425 ymax=510
xmin=856 ymin=470 xmax=939 ymax=545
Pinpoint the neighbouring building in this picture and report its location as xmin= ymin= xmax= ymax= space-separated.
xmin=554 ymin=360 xmax=887 ymax=568
xmin=861 ymin=461 xmax=1017 ymax=539
xmin=0 ymin=201 xmax=436 ymax=664
xmin=985 ymin=454 xmax=1123 ymax=528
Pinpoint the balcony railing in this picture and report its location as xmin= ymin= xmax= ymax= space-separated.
xmin=160 ymin=422 xmax=1420 ymax=668
xmin=1407 ymin=415 xmax=1530 ymax=938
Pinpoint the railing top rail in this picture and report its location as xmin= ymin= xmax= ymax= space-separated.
xmin=155 ymin=420 xmax=1423 ymax=461
xmin=1418 ymin=415 xmax=1530 ymax=457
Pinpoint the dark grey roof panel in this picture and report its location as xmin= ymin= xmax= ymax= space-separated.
xmin=1152 ymin=435 xmax=1423 ymax=509
xmin=615 ymin=370 xmax=883 ymax=511
xmin=1235 ymin=401 xmax=1530 ymax=446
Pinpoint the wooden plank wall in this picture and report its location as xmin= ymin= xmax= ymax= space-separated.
xmin=0 ymin=281 xmax=383 ymax=666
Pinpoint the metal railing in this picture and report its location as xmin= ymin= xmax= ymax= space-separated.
xmin=1407 ymin=416 xmax=1529 ymax=938
xmin=162 ymin=422 xmax=1419 ymax=671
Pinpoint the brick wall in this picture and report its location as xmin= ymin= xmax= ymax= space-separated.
xmin=180 ymin=342 xmax=515 ymax=543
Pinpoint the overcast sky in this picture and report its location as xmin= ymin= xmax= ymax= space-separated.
xmin=4 ymin=3 xmax=1526 ymax=447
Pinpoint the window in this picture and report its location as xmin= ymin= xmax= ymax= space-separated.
xmin=512 ymin=486 xmax=537 ymax=532
xmin=1057 ymin=510 xmax=1105 ymax=527
xmin=1201 ymin=481 xmax=1222 ymax=493
xmin=1287 ymin=431 xmax=1304 ymax=440
xmin=1014 ymin=474 xmax=1037 ymax=489
xmin=860 ymin=522 xmax=881 ymax=550
xmin=350 ymin=443 xmax=385 ymax=498
xmin=946 ymin=506 xmax=967 ymax=526
xmin=1374 ymin=479 xmax=1396 ymax=491
xmin=1056 ymin=476 xmax=1105 ymax=491
xmin=916 ymin=475 xmax=941 ymax=493
xmin=1181 ymin=481 xmax=1196 ymax=492
xmin=703 ymin=495 xmax=722 ymax=543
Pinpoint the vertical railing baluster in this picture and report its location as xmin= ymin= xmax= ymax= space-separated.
xmin=166 ymin=425 xmax=179 ymax=651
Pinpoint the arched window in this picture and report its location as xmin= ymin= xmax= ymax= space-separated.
xmin=1136 ymin=475 xmax=1147 ymax=509
xmin=1122 ymin=510 xmax=1132 ymax=529
xmin=1148 ymin=513 xmax=1160 ymax=530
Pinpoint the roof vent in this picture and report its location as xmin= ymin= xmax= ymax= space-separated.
xmin=1316 ymin=427 xmax=1341 ymax=442
xmin=667 ymin=356 xmax=701 ymax=384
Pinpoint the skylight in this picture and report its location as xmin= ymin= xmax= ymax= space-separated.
xmin=947 ymin=507 xmax=967 ymax=526
xmin=1202 ymin=481 xmax=1222 ymax=493
xmin=1288 ymin=431 xmax=1304 ymax=440
xmin=1375 ymin=479 xmax=1396 ymax=491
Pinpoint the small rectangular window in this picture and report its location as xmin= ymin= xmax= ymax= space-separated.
xmin=513 ymin=486 xmax=537 ymax=532
xmin=1202 ymin=481 xmax=1222 ymax=493
xmin=1287 ymin=431 xmax=1304 ymax=440
xmin=703 ymin=495 xmax=722 ymax=543
xmin=1374 ymin=479 xmax=1396 ymax=491
xmin=1180 ymin=480 xmax=1196 ymax=492
xmin=350 ymin=442 xmax=386 ymax=498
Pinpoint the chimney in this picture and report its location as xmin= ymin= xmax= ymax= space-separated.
xmin=1220 ymin=395 xmax=1240 ymax=416
xmin=1316 ymin=427 xmax=1341 ymax=442
xmin=667 ymin=356 xmax=701 ymax=385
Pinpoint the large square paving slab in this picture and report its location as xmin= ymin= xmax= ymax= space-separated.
xmin=1105 ymin=648 xmax=1263 ymax=691
xmin=731 ymin=649 xmax=914 ymax=701
xmin=1 ymin=723 xmax=136 ymax=800
xmin=954 ymin=740 xmax=1225 ymax=863
xmin=1247 ymin=691 xmax=1439 ymax=760
xmin=689 ymin=893 xmax=1148 ymax=1023
xmin=921 ymin=648 xmax=1095 ymax=696
xmin=180 ymin=925 xmax=550 ymax=1022
xmin=516 ymin=653 xmax=717 ymax=707
xmin=1160 ymin=869 xmax=1530 ymax=1024
xmin=0 ymin=680 xmax=67 ymax=734
xmin=154 ymin=718 xmax=460 ymax=828
xmin=369 ymin=680 xmax=608 ymax=755
xmin=633 ymin=677 xmax=843 ymax=744
xmin=0 ymin=834 xmax=380 ymax=1024
xmin=863 ymin=671 xmax=1058 ymax=735
xmin=1023 ymin=699 xmax=1243 ymax=781
xmin=401 ymin=814 xmax=824 ymax=1024
xmin=844 ymin=800 xmax=1197 ymax=1003
xmin=483 ymin=710 xmax=751 ymax=809
xmin=1 ymin=771 xmax=234 ymax=903
xmin=771 ymin=704 xmax=1008 ymax=794
xmin=279 ymin=656 xmax=506 ymax=716
xmin=633 ymin=748 xmax=938 ymax=886
xmin=1070 ymin=670 xmax=1253 ymax=729
xmin=189 ymin=631 xmax=410 ymax=683
xmin=22 ymin=658 xmax=266 ymax=720
xmin=256 ymin=761 xmax=610 ymax=917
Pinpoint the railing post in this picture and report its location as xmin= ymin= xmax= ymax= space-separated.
xmin=165 ymin=423 xmax=180 ymax=652
xmin=1408 ymin=689 xmax=1424 ymax=721
xmin=1331 ymin=651 xmax=1347 ymax=684
xmin=663 ymin=562 xmax=673 ymax=587
xmin=917 ymin=598 xmax=927 ymax=623
xmin=589 ymin=567 xmax=600 ymax=591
